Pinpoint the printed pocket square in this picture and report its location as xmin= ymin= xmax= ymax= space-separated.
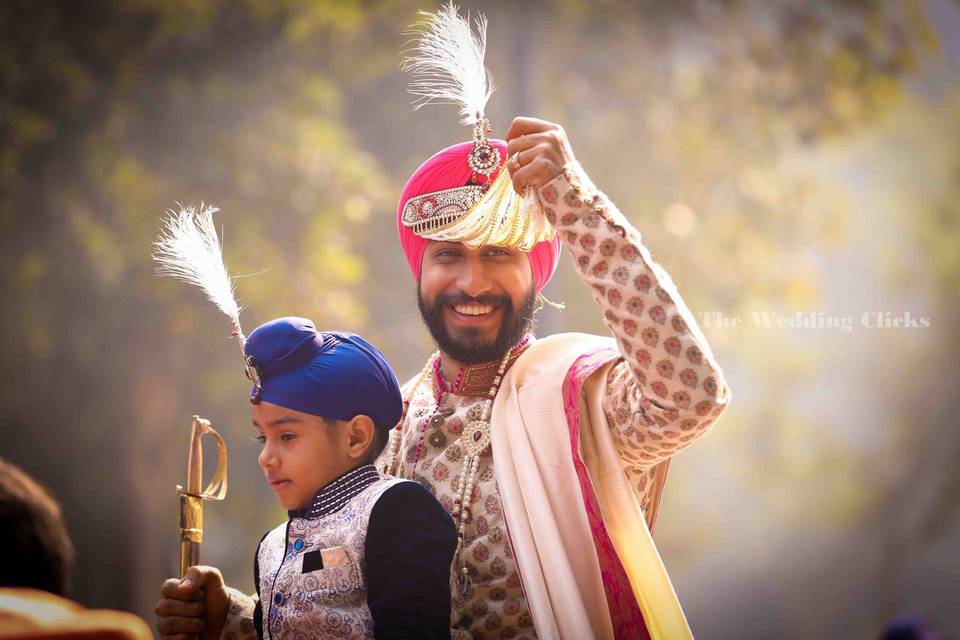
xmin=301 ymin=545 xmax=350 ymax=573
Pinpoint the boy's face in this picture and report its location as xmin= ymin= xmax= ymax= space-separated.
xmin=251 ymin=401 xmax=353 ymax=510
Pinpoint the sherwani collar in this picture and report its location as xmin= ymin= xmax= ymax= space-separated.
xmin=288 ymin=463 xmax=380 ymax=519
xmin=433 ymin=333 xmax=535 ymax=398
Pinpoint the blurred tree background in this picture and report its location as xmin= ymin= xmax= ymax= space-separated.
xmin=1 ymin=1 xmax=957 ymax=638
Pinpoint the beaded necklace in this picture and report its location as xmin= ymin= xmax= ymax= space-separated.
xmin=382 ymin=343 xmax=523 ymax=604
xmin=382 ymin=335 xmax=534 ymax=475
xmin=381 ymin=354 xmax=435 ymax=478
xmin=448 ymin=347 xmax=512 ymax=602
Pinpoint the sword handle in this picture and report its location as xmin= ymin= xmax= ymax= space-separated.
xmin=177 ymin=416 xmax=228 ymax=577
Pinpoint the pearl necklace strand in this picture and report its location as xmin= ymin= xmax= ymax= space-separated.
xmin=382 ymin=353 xmax=436 ymax=477
xmin=449 ymin=347 xmax=512 ymax=602
xmin=383 ymin=347 xmax=514 ymax=604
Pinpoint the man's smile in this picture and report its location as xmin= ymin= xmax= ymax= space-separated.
xmin=453 ymin=303 xmax=494 ymax=316
xmin=447 ymin=303 xmax=502 ymax=326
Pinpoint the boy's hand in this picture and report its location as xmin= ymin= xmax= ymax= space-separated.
xmin=155 ymin=565 xmax=229 ymax=640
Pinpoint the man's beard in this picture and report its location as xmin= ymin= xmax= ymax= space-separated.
xmin=417 ymin=284 xmax=537 ymax=365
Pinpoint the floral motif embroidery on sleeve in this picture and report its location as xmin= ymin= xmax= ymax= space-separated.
xmin=220 ymin=587 xmax=258 ymax=640
xmin=539 ymin=162 xmax=731 ymax=471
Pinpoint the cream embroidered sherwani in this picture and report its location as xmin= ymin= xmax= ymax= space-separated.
xmin=387 ymin=164 xmax=731 ymax=640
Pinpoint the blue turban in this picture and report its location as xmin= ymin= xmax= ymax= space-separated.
xmin=244 ymin=317 xmax=403 ymax=430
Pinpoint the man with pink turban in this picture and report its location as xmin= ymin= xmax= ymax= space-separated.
xmin=381 ymin=115 xmax=732 ymax=640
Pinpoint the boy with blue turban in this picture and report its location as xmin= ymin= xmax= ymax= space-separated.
xmin=155 ymin=317 xmax=457 ymax=640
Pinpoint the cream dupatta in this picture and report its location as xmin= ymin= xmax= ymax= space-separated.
xmin=490 ymin=333 xmax=693 ymax=640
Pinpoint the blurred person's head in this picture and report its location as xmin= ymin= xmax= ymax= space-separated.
xmin=243 ymin=319 xmax=403 ymax=510
xmin=0 ymin=459 xmax=74 ymax=596
xmin=880 ymin=613 xmax=943 ymax=640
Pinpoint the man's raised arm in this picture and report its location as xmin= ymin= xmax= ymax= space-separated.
xmin=507 ymin=117 xmax=731 ymax=474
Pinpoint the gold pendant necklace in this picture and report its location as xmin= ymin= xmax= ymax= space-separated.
xmin=383 ymin=346 xmax=517 ymax=607
xmin=450 ymin=348 xmax=512 ymax=605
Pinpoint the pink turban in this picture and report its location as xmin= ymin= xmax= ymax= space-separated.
xmin=397 ymin=139 xmax=562 ymax=293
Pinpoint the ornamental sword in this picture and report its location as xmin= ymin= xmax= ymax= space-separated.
xmin=177 ymin=415 xmax=228 ymax=578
